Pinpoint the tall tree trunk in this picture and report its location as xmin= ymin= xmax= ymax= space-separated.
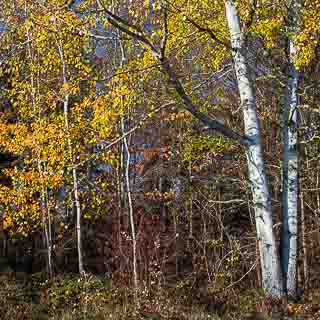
xmin=58 ymin=42 xmax=85 ymax=275
xmin=225 ymin=0 xmax=284 ymax=297
xmin=281 ymin=0 xmax=303 ymax=298
xmin=38 ymin=161 xmax=53 ymax=278
xmin=119 ymin=37 xmax=138 ymax=289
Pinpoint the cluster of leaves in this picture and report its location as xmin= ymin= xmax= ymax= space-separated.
xmin=144 ymin=191 xmax=174 ymax=201
xmin=181 ymin=133 xmax=235 ymax=163
xmin=0 ymin=0 xmax=119 ymax=236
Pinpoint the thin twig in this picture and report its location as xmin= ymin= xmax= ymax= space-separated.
xmin=224 ymin=258 xmax=258 ymax=290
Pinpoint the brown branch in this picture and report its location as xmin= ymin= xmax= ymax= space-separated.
xmin=98 ymin=63 xmax=161 ymax=82
xmin=96 ymin=0 xmax=160 ymax=57
xmin=96 ymin=0 xmax=143 ymax=35
xmin=106 ymin=18 xmax=159 ymax=57
xmin=184 ymin=16 xmax=230 ymax=48
xmin=95 ymin=1 xmax=250 ymax=146
xmin=161 ymin=59 xmax=251 ymax=145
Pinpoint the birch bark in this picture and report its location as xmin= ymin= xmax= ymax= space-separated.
xmin=225 ymin=0 xmax=284 ymax=297
xmin=281 ymin=0 xmax=303 ymax=298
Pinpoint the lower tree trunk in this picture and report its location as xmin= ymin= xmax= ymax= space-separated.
xmin=73 ymin=167 xmax=84 ymax=275
xmin=122 ymin=117 xmax=138 ymax=289
xmin=300 ymin=190 xmax=308 ymax=291
xmin=38 ymin=161 xmax=53 ymax=278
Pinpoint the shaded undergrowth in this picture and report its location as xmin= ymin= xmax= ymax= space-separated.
xmin=0 ymin=273 xmax=319 ymax=320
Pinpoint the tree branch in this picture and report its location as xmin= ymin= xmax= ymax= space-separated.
xmin=75 ymin=101 xmax=176 ymax=169
xmin=161 ymin=59 xmax=251 ymax=145
xmin=96 ymin=0 xmax=160 ymax=57
xmin=95 ymin=1 xmax=250 ymax=146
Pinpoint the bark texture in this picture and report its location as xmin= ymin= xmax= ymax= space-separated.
xmin=225 ymin=0 xmax=284 ymax=297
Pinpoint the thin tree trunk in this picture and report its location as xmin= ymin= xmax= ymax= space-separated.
xmin=45 ymin=188 xmax=53 ymax=278
xmin=42 ymin=197 xmax=53 ymax=278
xmin=317 ymin=172 xmax=320 ymax=212
xmin=225 ymin=0 xmax=284 ymax=297
xmin=26 ymin=26 xmax=53 ymax=278
xmin=122 ymin=117 xmax=138 ymax=289
xmin=281 ymin=0 xmax=303 ymax=298
xmin=38 ymin=161 xmax=53 ymax=278
xmin=159 ymin=118 xmax=167 ymax=232
xmin=73 ymin=165 xmax=84 ymax=275
xmin=118 ymin=34 xmax=138 ymax=289
xmin=57 ymin=41 xmax=85 ymax=275
xmin=2 ymin=231 xmax=7 ymax=258
xmin=188 ymin=161 xmax=193 ymax=242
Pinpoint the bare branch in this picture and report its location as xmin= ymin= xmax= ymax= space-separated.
xmin=96 ymin=0 xmax=143 ymax=35
xmin=209 ymin=199 xmax=246 ymax=204
xmin=224 ymin=259 xmax=258 ymax=291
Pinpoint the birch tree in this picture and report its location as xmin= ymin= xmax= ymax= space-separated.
xmin=224 ymin=0 xmax=284 ymax=298
xmin=119 ymin=36 xmax=138 ymax=289
xmin=281 ymin=0 xmax=304 ymax=298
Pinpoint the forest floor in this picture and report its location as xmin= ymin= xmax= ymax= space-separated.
xmin=0 ymin=272 xmax=319 ymax=320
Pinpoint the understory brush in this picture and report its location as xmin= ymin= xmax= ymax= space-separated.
xmin=0 ymin=273 xmax=318 ymax=319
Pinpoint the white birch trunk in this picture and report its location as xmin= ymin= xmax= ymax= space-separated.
xmin=122 ymin=118 xmax=138 ymax=289
xmin=225 ymin=0 xmax=284 ymax=297
xmin=37 ymin=161 xmax=53 ymax=278
xmin=73 ymin=163 xmax=84 ymax=275
xmin=41 ymin=186 xmax=53 ymax=278
xmin=63 ymin=92 xmax=84 ymax=275
xmin=58 ymin=42 xmax=85 ymax=275
xmin=118 ymin=36 xmax=138 ymax=289
xmin=44 ymin=188 xmax=53 ymax=278
xmin=281 ymin=0 xmax=303 ymax=298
